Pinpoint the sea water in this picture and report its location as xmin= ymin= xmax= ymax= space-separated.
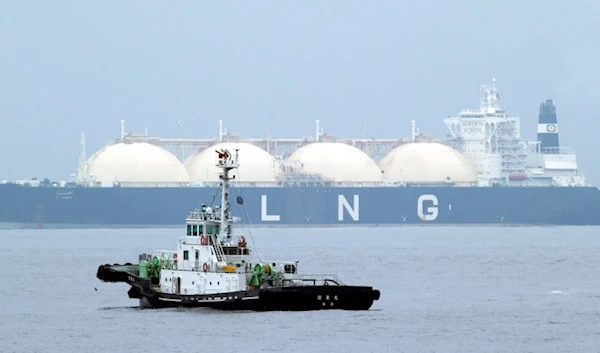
xmin=0 ymin=226 xmax=599 ymax=353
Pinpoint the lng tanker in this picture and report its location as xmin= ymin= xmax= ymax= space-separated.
xmin=2 ymin=79 xmax=599 ymax=228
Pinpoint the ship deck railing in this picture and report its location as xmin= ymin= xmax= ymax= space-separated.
xmin=151 ymin=250 xmax=177 ymax=262
xmin=72 ymin=180 xmax=488 ymax=188
xmin=191 ymin=181 xmax=391 ymax=188
xmin=186 ymin=210 xmax=224 ymax=221
xmin=283 ymin=274 xmax=345 ymax=286
xmin=157 ymin=263 xmax=251 ymax=273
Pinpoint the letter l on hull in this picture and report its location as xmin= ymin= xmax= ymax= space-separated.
xmin=261 ymin=195 xmax=280 ymax=221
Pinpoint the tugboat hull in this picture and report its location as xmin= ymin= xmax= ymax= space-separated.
xmin=139 ymin=286 xmax=380 ymax=311
xmin=256 ymin=285 xmax=380 ymax=311
xmin=97 ymin=264 xmax=381 ymax=311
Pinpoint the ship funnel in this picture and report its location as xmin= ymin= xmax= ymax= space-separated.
xmin=537 ymin=99 xmax=559 ymax=154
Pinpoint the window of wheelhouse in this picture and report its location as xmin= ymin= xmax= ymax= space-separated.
xmin=227 ymin=225 xmax=231 ymax=234
xmin=206 ymin=225 xmax=213 ymax=235
xmin=187 ymin=224 xmax=192 ymax=236
xmin=192 ymin=225 xmax=199 ymax=236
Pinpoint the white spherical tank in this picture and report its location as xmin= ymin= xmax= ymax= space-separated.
xmin=378 ymin=142 xmax=477 ymax=183
xmin=84 ymin=142 xmax=191 ymax=183
xmin=287 ymin=142 xmax=382 ymax=182
xmin=185 ymin=142 xmax=279 ymax=182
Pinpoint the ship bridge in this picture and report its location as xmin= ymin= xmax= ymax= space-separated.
xmin=444 ymin=79 xmax=527 ymax=182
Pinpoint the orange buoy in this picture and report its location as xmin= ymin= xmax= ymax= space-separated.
xmin=201 ymin=235 xmax=208 ymax=245
xmin=202 ymin=263 xmax=208 ymax=272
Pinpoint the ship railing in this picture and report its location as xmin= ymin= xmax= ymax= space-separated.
xmin=393 ymin=181 xmax=477 ymax=187
xmin=457 ymin=108 xmax=486 ymax=115
xmin=211 ymin=234 xmax=227 ymax=263
xmin=540 ymin=147 xmax=575 ymax=155
xmin=189 ymin=181 xmax=391 ymax=188
xmin=186 ymin=210 xmax=222 ymax=221
xmin=111 ymin=181 xmax=193 ymax=188
xmin=151 ymin=250 xmax=176 ymax=258
xmin=151 ymin=250 xmax=177 ymax=269
xmin=282 ymin=274 xmax=345 ymax=286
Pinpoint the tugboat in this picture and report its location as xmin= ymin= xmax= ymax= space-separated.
xmin=96 ymin=148 xmax=381 ymax=311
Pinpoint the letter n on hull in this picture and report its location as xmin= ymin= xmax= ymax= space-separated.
xmin=338 ymin=195 xmax=359 ymax=221
xmin=261 ymin=195 xmax=280 ymax=221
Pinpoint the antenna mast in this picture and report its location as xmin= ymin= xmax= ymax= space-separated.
xmin=218 ymin=120 xmax=228 ymax=141
xmin=77 ymin=132 xmax=87 ymax=183
xmin=315 ymin=120 xmax=323 ymax=142
xmin=479 ymin=78 xmax=501 ymax=112
xmin=215 ymin=148 xmax=239 ymax=241
xmin=265 ymin=121 xmax=270 ymax=153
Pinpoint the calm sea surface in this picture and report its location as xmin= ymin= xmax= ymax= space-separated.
xmin=1 ymin=226 xmax=599 ymax=353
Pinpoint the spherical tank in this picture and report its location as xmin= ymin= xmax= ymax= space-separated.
xmin=287 ymin=142 xmax=382 ymax=182
xmin=378 ymin=142 xmax=477 ymax=183
xmin=84 ymin=142 xmax=191 ymax=183
xmin=185 ymin=142 xmax=279 ymax=182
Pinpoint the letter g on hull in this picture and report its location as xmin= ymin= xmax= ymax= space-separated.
xmin=417 ymin=194 xmax=438 ymax=221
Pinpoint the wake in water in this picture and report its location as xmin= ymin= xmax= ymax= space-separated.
xmin=98 ymin=306 xmax=141 ymax=310
xmin=549 ymin=290 xmax=569 ymax=295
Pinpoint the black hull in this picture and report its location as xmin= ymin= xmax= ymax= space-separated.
xmin=97 ymin=264 xmax=381 ymax=311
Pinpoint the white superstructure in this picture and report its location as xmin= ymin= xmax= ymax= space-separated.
xmin=444 ymin=79 xmax=527 ymax=184
xmin=443 ymin=79 xmax=586 ymax=187
xmin=142 ymin=148 xmax=301 ymax=299
xmin=525 ymin=143 xmax=584 ymax=186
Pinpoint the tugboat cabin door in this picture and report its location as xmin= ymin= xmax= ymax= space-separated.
xmin=182 ymin=250 xmax=190 ymax=270
xmin=171 ymin=276 xmax=181 ymax=294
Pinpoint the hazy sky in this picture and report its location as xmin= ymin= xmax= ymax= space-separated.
xmin=1 ymin=1 xmax=599 ymax=184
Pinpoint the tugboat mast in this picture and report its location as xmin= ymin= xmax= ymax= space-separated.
xmin=216 ymin=148 xmax=238 ymax=242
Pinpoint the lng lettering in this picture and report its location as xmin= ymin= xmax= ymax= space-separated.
xmin=260 ymin=195 xmax=280 ymax=221
xmin=418 ymin=194 xmax=438 ymax=221
xmin=338 ymin=195 xmax=359 ymax=221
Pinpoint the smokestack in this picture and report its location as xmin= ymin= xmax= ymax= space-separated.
xmin=537 ymin=99 xmax=559 ymax=154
